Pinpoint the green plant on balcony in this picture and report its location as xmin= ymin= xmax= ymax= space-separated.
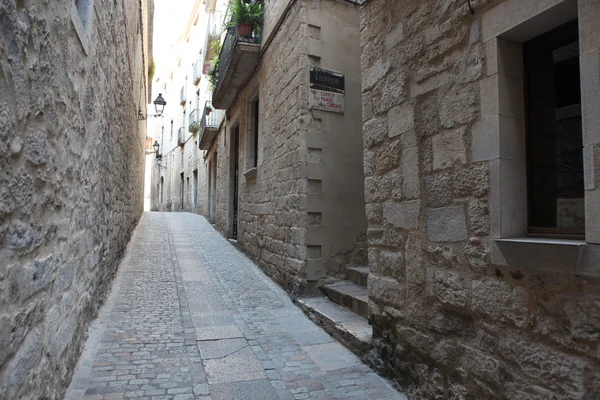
xmin=189 ymin=121 xmax=200 ymax=133
xmin=208 ymin=56 xmax=219 ymax=92
xmin=205 ymin=105 xmax=213 ymax=115
xmin=229 ymin=0 xmax=262 ymax=38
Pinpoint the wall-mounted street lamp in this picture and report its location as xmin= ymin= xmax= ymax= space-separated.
xmin=139 ymin=93 xmax=167 ymax=120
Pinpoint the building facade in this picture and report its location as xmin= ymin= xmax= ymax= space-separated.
xmin=149 ymin=0 xmax=226 ymax=216
xmin=361 ymin=0 xmax=600 ymax=398
xmin=200 ymin=0 xmax=367 ymax=294
xmin=0 ymin=0 xmax=152 ymax=398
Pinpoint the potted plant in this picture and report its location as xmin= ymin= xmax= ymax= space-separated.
xmin=229 ymin=0 xmax=262 ymax=38
xmin=205 ymin=105 xmax=213 ymax=115
xmin=189 ymin=121 xmax=200 ymax=133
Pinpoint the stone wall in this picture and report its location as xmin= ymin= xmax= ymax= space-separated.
xmin=0 ymin=0 xmax=150 ymax=397
xmin=361 ymin=0 xmax=600 ymax=398
xmin=208 ymin=0 xmax=311 ymax=293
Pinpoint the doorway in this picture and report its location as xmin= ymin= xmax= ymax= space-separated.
xmin=193 ymin=170 xmax=198 ymax=210
xmin=229 ymin=126 xmax=239 ymax=239
xmin=209 ymin=153 xmax=218 ymax=223
xmin=180 ymin=173 xmax=184 ymax=210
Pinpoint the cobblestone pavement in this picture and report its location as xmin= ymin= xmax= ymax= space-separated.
xmin=66 ymin=212 xmax=407 ymax=400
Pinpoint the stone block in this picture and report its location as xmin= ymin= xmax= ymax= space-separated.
xmin=375 ymin=139 xmax=401 ymax=174
xmin=385 ymin=24 xmax=404 ymax=51
xmin=426 ymin=206 xmax=468 ymax=243
xmin=374 ymin=249 xmax=405 ymax=280
xmin=583 ymin=146 xmax=595 ymax=190
xmin=471 ymin=115 xmax=526 ymax=162
xmin=467 ymin=199 xmax=490 ymax=237
xmin=387 ymin=103 xmax=414 ymax=138
xmin=580 ymin=49 xmax=600 ymax=146
xmin=585 ymin=189 xmax=600 ymax=244
xmin=480 ymin=74 xmax=525 ymax=120
xmin=383 ymin=200 xmax=421 ymax=230
xmin=578 ymin=0 xmax=600 ymax=54
xmin=363 ymin=117 xmax=388 ymax=148
xmin=482 ymin=0 xmax=578 ymax=43
xmin=2 ymin=327 xmax=43 ymax=397
xmin=471 ymin=278 xmax=528 ymax=327
xmin=400 ymin=130 xmax=420 ymax=199
xmin=424 ymin=172 xmax=453 ymax=208
xmin=489 ymin=159 xmax=527 ymax=238
xmin=368 ymin=274 xmax=405 ymax=307
xmin=453 ymin=163 xmax=489 ymax=198
xmin=429 ymin=269 xmax=469 ymax=308
xmin=438 ymin=86 xmax=477 ymax=128
xmin=431 ymin=128 xmax=467 ymax=170
xmin=9 ymin=254 xmax=56 ymax=302
xmin=485 ymin=37 xmax=523 ymax=78
xmin=363 ymin=59 xmax=390 ymax=91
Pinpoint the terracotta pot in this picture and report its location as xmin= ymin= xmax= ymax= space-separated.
xmin=206 ymin=109 xmax=212 ymax=115
xmin=238 ymin=23 xmax=253 ymax=38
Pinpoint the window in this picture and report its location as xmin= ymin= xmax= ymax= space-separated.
xmin=524 ymin=20 xmax=584 ymax=237
xmin=244 ymin=96 xmax=259 ymax=173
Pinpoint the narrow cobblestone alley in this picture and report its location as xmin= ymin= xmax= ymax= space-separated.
xmin=65 ymin=213 xmax=406 ymax=400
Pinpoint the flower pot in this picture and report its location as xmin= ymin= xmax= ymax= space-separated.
xmin=238 ymin=23 xmax=253 ymax=38
xmin=206 ymin=109 xmax=212 ymax=115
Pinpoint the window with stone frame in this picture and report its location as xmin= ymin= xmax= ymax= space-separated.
xmin=524 ymin=20 xmax=584 ymax=237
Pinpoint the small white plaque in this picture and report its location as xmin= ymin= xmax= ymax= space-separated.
xmin=309 ymin=89 xmax=344 ymax=114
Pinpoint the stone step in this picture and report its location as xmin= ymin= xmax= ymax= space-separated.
xmin=323 ymin=281 xmax=369 ymax=318
xmin=347 ymin=266 xmax=369 ymax=287
xmin=295 ymin=296 xmax=372 ymax=358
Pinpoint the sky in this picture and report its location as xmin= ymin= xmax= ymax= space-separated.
xmin=152 ymin=0 xmax=198 ymax=72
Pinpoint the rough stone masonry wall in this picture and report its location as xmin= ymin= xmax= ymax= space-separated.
xmin=210 ymin=0 xmax=311 ymax=294
xmin=361 ymin=0 xmax=600 ymax=399
xmin=0 ymin=0 xmax=148 ymax=398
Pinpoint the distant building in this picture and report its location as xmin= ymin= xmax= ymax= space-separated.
xmin=149 ymin=0 xmax=226 ymax=215
xmin=0 ymin=0 xmax=153 ymax=398
xmin=360 ymin=0 xmax=600 ymax=398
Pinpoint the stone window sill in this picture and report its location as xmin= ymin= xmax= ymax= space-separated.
xmin=243 ymin=167 xmax=257 ymax=180
xmin=494 ymin=238 xmax=599 ymax=277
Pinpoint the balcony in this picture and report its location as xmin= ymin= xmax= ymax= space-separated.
xmin=212 ymin=25 xmax=261 ymax=110
xmin=180 ymin=86 xmax=187 ymax=106
xmin=189 ymin=109 xmax=200 ymax=133
xmin=202 ymin=12 xmax=223 ymax=75
xmin=198 ymin=101 xmax=223 ymax=150
xmin=177 ymin=127 xmax=185 ymax=146
xmin=192 ymin=62 xmax=202 ymax=86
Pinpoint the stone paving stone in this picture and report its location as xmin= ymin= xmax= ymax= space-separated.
xmin=66 ymin=213 xmax=408 ymax=400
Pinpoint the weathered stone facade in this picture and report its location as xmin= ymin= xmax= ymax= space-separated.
xmin=361 ymin=0 xmax=600 ymax=398
xmin=204 ymin=0 xmax=367 ymax=294
xmin=0 ymin=0 xmax=152 ymax=397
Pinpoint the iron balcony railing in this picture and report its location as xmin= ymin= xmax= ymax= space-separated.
xmin=215 ymin=25 xmax=261 ymax=95
xmin=200 ymin=101 xmax=219 ymax=133
xmin=189 ymin=109 xmax=200 ymax=133
xmin=177 ymin=127 xmax=185 ymax=146
xmin=192 ymin=62 xmax=202 ymax=85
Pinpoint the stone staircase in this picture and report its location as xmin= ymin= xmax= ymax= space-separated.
xmin=323 ymin=266 xmax=370 ymax=318
xmin=295 ymin=266 xmax=371 ymax=358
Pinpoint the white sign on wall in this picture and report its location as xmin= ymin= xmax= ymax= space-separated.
xmin=309 ymin=68 xmax=345 ymax=114
xmin=309 ymin=89 xmax=345 ymax=113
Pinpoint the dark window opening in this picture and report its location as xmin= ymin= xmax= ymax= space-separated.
xmin=253 ymin=97 xmax=259 ymax=168
xmin=524 ymin=20 xmax=584 ymax=236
